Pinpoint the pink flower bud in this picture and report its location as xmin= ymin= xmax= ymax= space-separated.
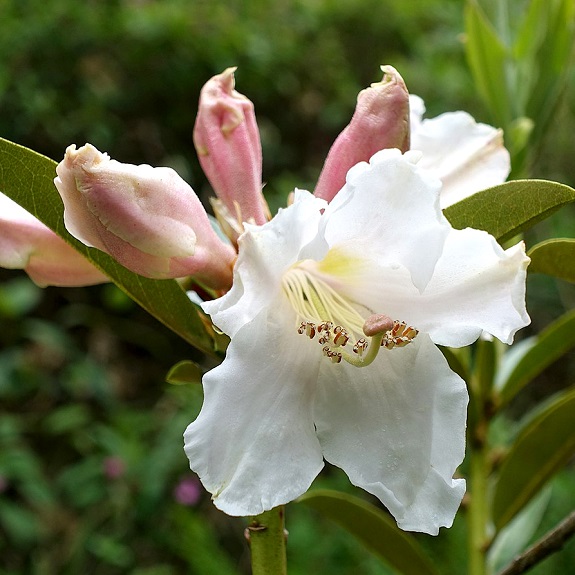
xmin=314 ymin=65 xmax=410 ymax=202
xmin=193 ymin=67 xmax=269 ymax=227
xmin=54 ymin=144 xmax=236 ymax=290
xmin=0 ymin=192 xmax=108 ymax=287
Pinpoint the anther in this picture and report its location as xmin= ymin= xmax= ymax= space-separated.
xmin=333 ymin=327 xmax=349 ymax=347
xmin=318 ymin=321 xmax=333 ymax=332
xmin=322 ymin=346 xmax=342 ymax=363
xmin=391 ymin=321 xmax=407 ymax=337
xmin=353 ymin=338 xmax=368 ymax=357
xmin=381 ymin=321 xmax=419 ymax=349
xmin=404 ymin=327 xmax=419 ymax=339
xmin=296 ymin=310 xmax=418 ymax=367
xmin=298 ymin=321 xmax=318 ymax=339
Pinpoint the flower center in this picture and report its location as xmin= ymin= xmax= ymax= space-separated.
xmin=281 ymin=261 xmax=418 ymax=367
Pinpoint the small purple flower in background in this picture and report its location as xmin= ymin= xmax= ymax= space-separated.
xmin=173 ymin=475 xmax=201 ymax=506
xmin=103 ymin=456 xmax=125 ymax=480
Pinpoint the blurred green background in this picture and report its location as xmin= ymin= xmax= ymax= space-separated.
xmin=0 ymin=0 xmax=574 ymax=573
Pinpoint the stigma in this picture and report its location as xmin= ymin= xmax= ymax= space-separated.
xmin=283 ymin=260 xmax=418 ymax=367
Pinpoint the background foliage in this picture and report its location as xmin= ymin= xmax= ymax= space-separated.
xmin=0 ymin=0 xmax=574 ymax=573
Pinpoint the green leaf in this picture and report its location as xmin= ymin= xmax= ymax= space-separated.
xmin=488 ymin=485 xmax=551 ymax=573
xmin=464 ymin=0 xmax=510 ymax=128
xmin=492 ymin=386 xmax=575 ymax=530
xmin=87 ymin=533 xmax=134 ymax=567
xmin=0 ymin=501 xmax=39 ymax=545
xmin=440 ymin=346 xmax=470 ymax=383
xmin=0 ymin=137 xmax=215 ymax=355
xmin=170 ymin=506 xmax=239 ymax=575
xmin=528 ymin=238 xmax=575 ymax=284
xmin=506 ymin=117 xmax=534 ymax=159
xmin=444 ymin=179 xmax=575 ymax=242
xmin=0 ymin=276 xmax=42 ymax=317
xmin=166 ymin=360 xmax=202 ymax=385
xmin=496 ymin=309 xmax=575 ymax=407
xmin=298 ymin=490 xmax=438 ymax=575
xmin=519 ymin=0 xmax=575 ymax=141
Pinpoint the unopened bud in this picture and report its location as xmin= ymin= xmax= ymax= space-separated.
xmin=314 ymin=65 xmax=410 ymax=202
xmin=0 ymin=192 xmax=108 ymax=287
xmin=54 ymin=144 xmax=236 ymax=290
xmin=194 ymin=67 xmax=269 ymax=228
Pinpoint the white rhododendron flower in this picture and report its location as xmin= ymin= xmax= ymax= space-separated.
xmin=410 ymin=95 xmax=511 ymax=208
xmin=184 ymin=149 xmax=529 ymax=535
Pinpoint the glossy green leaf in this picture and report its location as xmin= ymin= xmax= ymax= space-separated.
xmin=166 ymin=360 xmax=203 ymax=385
xmin=0 ymin=137 xmax=215 ymax=355
xmin=298 ymin=490 xmax=438 ymax=575
xmin=496 ymin=309 xmax=575 ymax=408
xmin=444 ymin=179 xmax=575 ymax=243
xmin=492 ymin=387 xmax=575 ymax=530
xmin=528 ymin=238 xmax=575 ymax=284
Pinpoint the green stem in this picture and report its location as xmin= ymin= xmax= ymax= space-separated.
xmin=468 ymin=431 xmax=490 ymax=575
xmin=468 ymin=339 xmax=498 ymax=575
xmin=247 ymin=506 xmax=287 ymax=575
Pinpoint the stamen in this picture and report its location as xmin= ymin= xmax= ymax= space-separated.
xmin=381 ymin=321 xmax=419 ymax=349
xmin=333 ymin=326 xmax=349 ymax=347
xmin=284 ymin=263 xmax=418 ymax=368
xmin=353 ymin=338 xmax=368 ymax=357
xmin=323 ymin=346 xmax=342 ymax=363
xmin=298 ymin=321 xmax=317 ymax=339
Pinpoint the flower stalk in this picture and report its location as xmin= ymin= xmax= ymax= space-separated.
xmin=468 ymin=432 xmax=490 ymax=575
xmin=467 ymin=339 xmax=498 ymax=575
xmin=247 ymin=506 xmax=287 ymax=575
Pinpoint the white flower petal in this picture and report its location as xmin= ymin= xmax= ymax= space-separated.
xmin=409 ymin=94 xmax=426 ymax=131
xmin=321 ymin=149 xmax=450 ymax=290
xmin=184 ymin=301 xmax=324 ymax=516
xmin=337 ymin=230 xmax=529 ymax=348
xmin=314 ymin=334 xmax=467 ymax=534
xmin=416 ymin=231 xmax=530 ymax=346
xmin=411 ymin=112 xmax=510 ymax=208
xmin=203 ymin=190 xmax=326 ymax=337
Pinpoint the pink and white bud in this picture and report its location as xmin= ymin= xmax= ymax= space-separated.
xmin=193 ymin=67 xmax=269 ymax=227
xmin=314 ymin=65 xmax=410 ymax=203
xmin=0 ymin=192 xmax=108 ymax=287
xmin=54 ymin=144 xmax=236 ymax=290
